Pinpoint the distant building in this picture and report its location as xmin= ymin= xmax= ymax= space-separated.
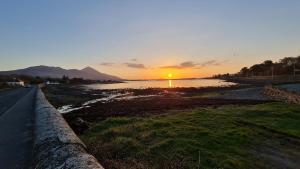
xmin=6 ymin=79 xmax=25 ymax=86
xmin=45 ymin=81 xmax=60 ymax=85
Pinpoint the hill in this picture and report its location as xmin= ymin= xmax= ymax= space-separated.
xmin=0 ymin=66 xmax=122 ymax=81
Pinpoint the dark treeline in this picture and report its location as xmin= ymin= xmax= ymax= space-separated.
xmin=214 ymin=56 xmax=300 ymax=78
xmin=0 ymin=74 xmax=120 ymax=85
xmin=0 ymin=75 xmax=45 ymax=84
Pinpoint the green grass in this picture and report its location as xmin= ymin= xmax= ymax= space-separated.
xmin=81 ymin=102 xmax=300 ymax=169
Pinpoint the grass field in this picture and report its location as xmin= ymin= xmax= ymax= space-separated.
xmin=81 ymin=102 xmax=300 ymax=169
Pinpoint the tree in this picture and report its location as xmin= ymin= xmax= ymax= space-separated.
xmin=239 ymin=67 xmax=249 ymax=77
xmin=250 ymin=64 xmax=265 ymax=76
xmin=263 ymin=60 xmax=273 ymax=66
xmin=280 ymin=57 xmax=295 ymax=66
xmin=62 ymin=75 xmax=69 ymax=83
xmin=214 ymin=55 xmax=300 ymax=78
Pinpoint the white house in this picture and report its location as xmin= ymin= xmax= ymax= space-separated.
xmin=6 ymin=79 xmax=25 ymax=86
xmin=45 ymin=81 xmax=60 ymax=85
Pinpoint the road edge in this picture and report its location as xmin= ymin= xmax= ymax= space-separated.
xmin=31 ymin=87 xmax=104 ymax=169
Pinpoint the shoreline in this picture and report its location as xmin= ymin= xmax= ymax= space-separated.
xmin=42 ymin=83 xmax=267 ymax=134
xmin=218 ymin=76 xmax=300 ymax=86
xmin=41 ymin=83 xmax=300 ymax=169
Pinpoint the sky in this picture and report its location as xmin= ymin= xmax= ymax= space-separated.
xmin=0 ymin=0 xmax=300 ymax=79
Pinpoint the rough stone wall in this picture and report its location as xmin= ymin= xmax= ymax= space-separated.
xmin=263 ymin=85 xmax=300 ymax=104
xmin=32 ymin=88 xmax=104 ymax=169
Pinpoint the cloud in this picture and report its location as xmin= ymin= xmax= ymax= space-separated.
xmin=160 ymin=65 xmax=181 ymax=69
xmin=197 ymin=60 xmax=229 ymax=68
xmin=100 ymin=62 xmax=114 ymax=66
xmin=199 ymin=60 xmax=219 ymax=67
xmin=180 ymin=61 xmax=199 ymax=68
xmin=160 ymin=60 xmax=228 ymax=69
xmin=160 ymin=61 xmax=198 ymax=69
xmin=131 ymin=58 xmax=138 ymax=62
xmin=124 ymin=63 xmax=146 ymax=69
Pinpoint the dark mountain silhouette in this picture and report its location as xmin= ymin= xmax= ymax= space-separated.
xmin=0 ymin=65 xmax=122 ymax=81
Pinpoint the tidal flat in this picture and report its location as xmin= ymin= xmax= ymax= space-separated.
xmin=43 ymin=84 xmax=300 ymax=169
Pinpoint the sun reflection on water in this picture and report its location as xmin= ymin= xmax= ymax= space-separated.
xmin=84 ymin=79 xmax=236 ymax=90
xmin=168 ymin=80 xmax=172 ymax=88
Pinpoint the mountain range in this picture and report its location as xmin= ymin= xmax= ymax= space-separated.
xmin=0 ymin=66 xmax=122 ymax=81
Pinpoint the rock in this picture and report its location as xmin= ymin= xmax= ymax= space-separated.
xmin=73 ymin=117 xmax=90 ymax=134
xmin=263 ymin=85 xmax=300 ymax=104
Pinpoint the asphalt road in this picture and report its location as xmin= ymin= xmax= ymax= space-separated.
xmin=0 ymin=88 xmax=31 ymax=116
xmin=0 ymin=87 xmax=36 ymax=169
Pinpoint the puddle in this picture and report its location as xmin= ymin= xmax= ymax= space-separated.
xmin=58 ymin=91 xmax=158 ymax=113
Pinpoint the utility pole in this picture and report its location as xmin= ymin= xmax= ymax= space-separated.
xmin=288 ymin=60 xmax=296 ymax=80
xmin=294 ymin=62 xmax=296 ymax=79
xmin=271 ymin=66 xmax=274 ymax=80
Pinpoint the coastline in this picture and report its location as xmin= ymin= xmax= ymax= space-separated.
xmin=42 ymin=82 xmax=264 ymax=134
xmin=218 ymin=76 xmax=300 ymax=86
xmin=41 ymin=81 xmax=300 ymax=169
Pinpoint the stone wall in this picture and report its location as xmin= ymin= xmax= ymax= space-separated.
xmin=263 ymin=85 xmax=300 ymax=104
xmin=32 ymin=88 xmax=104 ymax=169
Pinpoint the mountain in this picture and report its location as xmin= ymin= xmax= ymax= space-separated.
xmin=0 ymin=66 xmax=122 ymax=81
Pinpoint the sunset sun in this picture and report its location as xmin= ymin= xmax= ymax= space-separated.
xmin=168 ymin=73 xmax=173 ymax=79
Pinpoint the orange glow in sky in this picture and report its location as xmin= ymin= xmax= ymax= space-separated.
xmin=2 ymin=1 xmax=300 ymax=81
xmin=95 ymin=62 xmax=244 ymax=80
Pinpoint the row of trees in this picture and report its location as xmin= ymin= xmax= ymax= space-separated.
xmin=0 ymin=75 xmax=44 ymax=84
xmin=214 ymin=56 xmax=300 ymax=78
xmin=238 ymin=56 xmax=300 ymax=77
xmin=61 ymin=75 xmax=101 ymax=84
xmin=0 ymin=75 xmax=117 ymax=85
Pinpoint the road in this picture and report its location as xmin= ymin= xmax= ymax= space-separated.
xmin=0 ymin=87 xmax=36 ymax=169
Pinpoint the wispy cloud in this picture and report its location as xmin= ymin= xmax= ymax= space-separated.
xmin=100 ymin=62 xmax=114 ymax=66
xmin=199 ymin=60 xmax=220 ymax=67
xmin=160 ymin=60 xmax=228 ymax=69
xmin=131 ymin=58 xmax=138 ymax=62
xmin=160 ymin=61 xmax=198 ymax=69
xmin=180 ymin=61 xmax=199 ymax=68
xmin=124 ymin=63 xmax=146 ymax=69
xmin=160 ymin=65 xmax=181 ymax=69
xmin=197 ymin=60 xmax=229 ymax=68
